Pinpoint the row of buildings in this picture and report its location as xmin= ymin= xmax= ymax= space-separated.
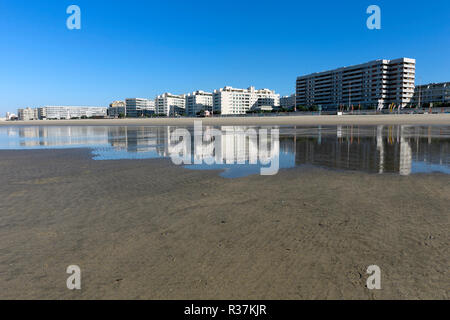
xmin=15 ymin=85 xmax=282 ymax=120
xmin=17 ymin=106 xmax=108 ymax=121
xmin=11 ymin=57 xmax=450 ymax=120
xmin=108 ymin=86 xmax=282 ymax=118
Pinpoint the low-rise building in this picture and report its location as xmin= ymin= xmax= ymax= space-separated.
xmin=108 ymin=100 xmax=127 ymax=118
xmin=155 ymin=93 xmax=186 ymax=116
xmin=18 ymin=107 xmax=38 ymax=121
xmin=40 ymin=106 xmax=107 ymax=120
xmin=280 ymin=94 xmax=296 ymax=109
xmin=185 ymin=91 xmax=213 ymax=116
xmin=413 ymin=82 xmax=450 ymax=106
xmin=5 ymin=112 xmax=17 ymax=120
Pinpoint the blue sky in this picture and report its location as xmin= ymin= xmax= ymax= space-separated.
xmin=0 ymin=0 xmax=449 ymax=114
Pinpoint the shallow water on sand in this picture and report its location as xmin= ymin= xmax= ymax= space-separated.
xmin=0 ymin=125 xmax=449 ymax=177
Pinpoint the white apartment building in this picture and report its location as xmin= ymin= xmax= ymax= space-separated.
xmin=40 ymin=106 xmax=107 ymax=120
xmin=155 ymin=93 xmax=186 ymax=116
xmin=413 ymin=82 xmax=450 ymax=106
xmin=18 ymin=107 xmax=38 ymax=121
xmin=185 ymin=91 xmax=213 ymax=116
xmin=213 ymin=86 xmax=280 ymax=115
xmin=125 ymin=98 xmax=155 ymax=117
xmin=296 ymin=58 xmax=416 ymax=109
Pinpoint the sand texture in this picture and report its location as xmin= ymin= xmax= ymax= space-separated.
xmin=0 ymin=149 xmax=448 ymax=299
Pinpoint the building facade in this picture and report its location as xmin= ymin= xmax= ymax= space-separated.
xmin=108 ymin=100 xmax=126 ymax=118
xmin=5 ymin=112 xmax=17 ymax=120
xmin=413 ymin=82 xmax=450 ymax=106
xmin=39 ymin=106 xmax=107 ymax=119
xmin=155 ymin=93 xmax=186 ymax=116
xmin=213 ymin=86 xmax=280 ymax=115
xmin=18 ymin=107 xmax=38 ymax=121
xmin=280 ymin=94 xmax=296 ymax=109
xmin=185 ymin=91 xmax=213 ymax=116
xmin=296 ymin=58 xmax=416 ymax=110
xmin=125 ymin=98 xmax=155 ymax=117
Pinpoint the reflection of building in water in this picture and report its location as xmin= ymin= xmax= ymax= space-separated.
xmin=8 ymin=126 xmax=109 ymax=147
xmin=288 ymin=125 xmax=449 ymax=175
xmin=3 ymin=125 xmax=448 ymax=176
xmin=164 ymin=126 xmax=279 ymax=164
xmin=155 ymin=125 xmax=448 ymax=173
xmin=107 ymin=126 xmax=160 ymax=153
xmin=376 ymin=125 xmax=385 ymax=173
xmin=399 ymin=127 xmax=412 ymax=176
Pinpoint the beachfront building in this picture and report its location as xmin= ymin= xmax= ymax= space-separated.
xmin=108 ymin=100 xmax=127 ymax=118
xmin=213 ymin=86 xmax=280 ymax=115
xmin=296 ymin=58 xmax=416 ymax=110
xmin=185 ymin=91 xmax=213 ymax=116
xmin=37 ymin=107 xmax=47 ymax=120
xmin=155 ymin=93 xmax=186 ymax=117
xmin=125 ymin=98 xmax=155 ymax=118
xmin=18 ymin=107 xmax=38 ymax=121
xmin=413 ymin=82 xmax=450 ymax=107
xmin=5 ymin=112 xmax=17 ymax=120
xmin=39 ymin=106 xmax=107 ymax=120
xmin=280 ymin=94 xmax=296 ymax=109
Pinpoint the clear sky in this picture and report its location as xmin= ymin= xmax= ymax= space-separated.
xmin=1 ymin=0 xmax=449 ymax=114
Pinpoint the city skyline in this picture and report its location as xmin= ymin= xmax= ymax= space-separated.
xmin=1 ymin=0 xmax=450 ymax=114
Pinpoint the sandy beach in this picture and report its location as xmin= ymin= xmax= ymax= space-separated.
xmin=0 ymin=148 xmax=448 ymax=299
xmin=2 ymin=114 xmax=450 ymax=126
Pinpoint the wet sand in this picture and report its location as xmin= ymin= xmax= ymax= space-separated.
xmin=2 ymin=113 xmax=450 ymax=126
xmin=0 ymin=149 xmax=448 ymax=300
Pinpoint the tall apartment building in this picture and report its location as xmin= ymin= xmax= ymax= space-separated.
xmin=296 ymin=58 xmax=416 ymax=109
xmin=213 ymin=86 xmax=280 ymax=115
xmin=125 ymin=98 xmax=155 ymax=117
xmin=155 ymin=93 xmax=186 ymax=116
xmin=185 ymin=91 xmax=213 ymax=116
xmin=18 ymin=107 xmax=38 ymax=121
xmin=40 ymin=106 xmax=107 ymax=119
xmin=413 ymin=82 xmax=450 ymax=106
